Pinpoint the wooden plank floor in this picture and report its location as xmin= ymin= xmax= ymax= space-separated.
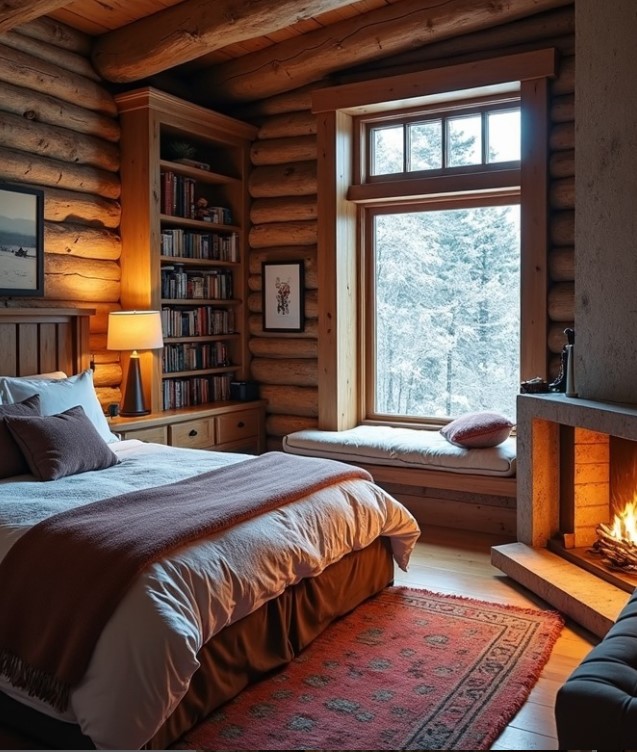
xmin=0 ymin=525 xmax=598 ymax=750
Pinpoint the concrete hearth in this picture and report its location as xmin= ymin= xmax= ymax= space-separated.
xmin=492 ymin=542 xmax=629 ymax=637
xmin=492 ymin=393 xmax=637 ymax=638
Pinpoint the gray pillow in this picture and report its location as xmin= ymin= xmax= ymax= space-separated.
xmin=5 ymin=405 xmax=120 ymax=482
xmin=0 ymin=394 xmax=41 ymax=479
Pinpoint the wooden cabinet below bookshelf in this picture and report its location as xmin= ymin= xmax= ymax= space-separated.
xmin=109 ymin=401 xmax=266 ymax=455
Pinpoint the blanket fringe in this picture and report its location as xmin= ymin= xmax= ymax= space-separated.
xmin=0 ymin=649 xmax=70 ymax=712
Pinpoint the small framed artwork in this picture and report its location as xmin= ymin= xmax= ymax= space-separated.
xmin=262 ymin=260 xmax=305 ymax=333
xmin=0 ymin=182 xmax=44 ymax=297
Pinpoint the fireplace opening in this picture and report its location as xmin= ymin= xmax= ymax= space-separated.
xmin=547 ymin=429 xmax=637 ymax=594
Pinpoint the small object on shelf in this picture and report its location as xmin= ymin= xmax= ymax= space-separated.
xmin=548 ymin=326 xmax=575 ymax=393
xmin=168 ymin=140 xmax=197 ymax=160
xmin=168 ymin=141 xmax=211 ymax=171
xmin=520 ymin=377 xmax=549 ymax=394
xmin=230 ymin=381 xmax=260 ymax=401
xmin=195 ymin=197 xmax=232 ymax=224
xmin=174 ymin=158 xmax=211 ymax=171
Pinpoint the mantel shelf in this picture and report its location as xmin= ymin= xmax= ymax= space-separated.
xmin=518 ymin=393 xmax=637 ymax=441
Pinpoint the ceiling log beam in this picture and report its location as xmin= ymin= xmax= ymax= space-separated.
xmin=197 ymin=0 xmax=573 ymax=104
xmin=0 ymin=0 xmax=73 ymax=34
xmin=91 ymin=0 xmax=362 ymax=84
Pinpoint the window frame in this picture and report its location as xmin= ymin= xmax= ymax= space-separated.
xmin=311 ymin=49 xmax=555 ymax=431
xmin=365 ymin=97 xmax=521 ymax=180
xmin=359 ymin=97 xmax=523 ymax=424
xmin=362 ymin=192 xmax=522 ymax=426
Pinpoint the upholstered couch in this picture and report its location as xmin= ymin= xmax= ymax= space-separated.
xmin=555 ymin=587 xmax=637 ymax=748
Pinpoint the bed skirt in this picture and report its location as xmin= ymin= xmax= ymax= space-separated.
xmin=0 ymin=535 xmax=395 ymax=750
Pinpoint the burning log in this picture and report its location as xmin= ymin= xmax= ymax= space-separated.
xmin=590 ymin=522 xmax=637 ymax=570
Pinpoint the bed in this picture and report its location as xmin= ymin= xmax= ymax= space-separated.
xmin=0 ymin=307 xmax=421 ymax=750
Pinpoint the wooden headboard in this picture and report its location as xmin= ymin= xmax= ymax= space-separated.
xmin=0 ymin=308 xmax=93 ymax=377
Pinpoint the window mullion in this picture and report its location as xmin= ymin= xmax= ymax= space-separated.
xmin=403 ymin=124 xmax=408 ymax=173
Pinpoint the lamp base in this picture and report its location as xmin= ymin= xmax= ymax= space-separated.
xmin=120 ymin=352 xmax=149 ymax=417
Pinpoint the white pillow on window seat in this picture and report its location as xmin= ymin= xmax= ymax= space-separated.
xmin=0 ymin=369 xmax=119 ymax=444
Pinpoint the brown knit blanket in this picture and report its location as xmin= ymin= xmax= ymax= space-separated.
xmin=0 ymin=451 xmax=371 ymax=712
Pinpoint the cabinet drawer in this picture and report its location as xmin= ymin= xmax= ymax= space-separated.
xmin=216 ymin=409 xmax=260 ymax=445
xmin=120 ymin=425 xmax=168 ymax=444
xmin=169 ymin=418 xmax=215 ymax=449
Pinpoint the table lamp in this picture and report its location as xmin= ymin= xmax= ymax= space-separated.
xmin=107 ymin=310 xmax=164 ymax=417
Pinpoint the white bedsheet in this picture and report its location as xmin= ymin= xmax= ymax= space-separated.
xmin=0 ymin=440 xmax=420 ymax=749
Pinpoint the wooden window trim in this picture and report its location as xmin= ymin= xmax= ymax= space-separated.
xmin=312 ymin=49 xmax=556 ymax=431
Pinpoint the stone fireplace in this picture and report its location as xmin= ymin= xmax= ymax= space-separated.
xmin=492 ymin=393 xmax=637 ymax=637
xmin=491 ymin=0 xmax=637 ymax=639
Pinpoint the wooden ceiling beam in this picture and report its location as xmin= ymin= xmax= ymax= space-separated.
xmin=91 ymin=0 xmax=361 ymax=84
xmin=197 ymin=0 xmax=573 ymax=105
xmin=0 ymin=0 xmax=73 ymax=33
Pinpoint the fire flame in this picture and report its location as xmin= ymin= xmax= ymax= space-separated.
xmin=610 ymin=500 xmax=637 ymax=544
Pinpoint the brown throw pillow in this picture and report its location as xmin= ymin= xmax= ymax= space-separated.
xmin=5 ymin=405 xmax=120 ymax=482
xmin=440 ymin=411 xmax=513 ymax=448
xmin=0 ymin=394 xmax=41 ymax=479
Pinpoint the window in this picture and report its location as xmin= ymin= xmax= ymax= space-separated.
xmin=312 ymin=50 xmax=554 ymax=431
xmin=362 ymin=101 xmax=521 ymax=423
xmin=369 ymin=103 xmax=521 ymax=177
xmin=370 ymin=202 xmax=520 ymax=421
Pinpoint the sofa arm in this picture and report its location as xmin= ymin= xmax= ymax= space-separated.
xmin=555 ymin=588 xmax=637 ymax=748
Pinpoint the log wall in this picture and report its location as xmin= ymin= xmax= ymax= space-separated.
xmin=0 ymin=18 xmax=122 ymax=409
xmin=246 ymin=7 xmax=575 ymax=448
xmin=0 ymin=9 xmax=575 ymax=439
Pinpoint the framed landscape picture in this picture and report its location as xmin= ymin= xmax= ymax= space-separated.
xmin=262 ymin=260 xmax=305 ymax=333
xmin=0 ymin=182 xmax=44 ymax=297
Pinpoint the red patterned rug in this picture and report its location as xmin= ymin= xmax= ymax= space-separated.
xmin=174 ymin=586 xmax=564 ymax=750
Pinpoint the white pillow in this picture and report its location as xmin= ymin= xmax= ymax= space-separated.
xmin=0 ymin=369 xmax=119 ymax=444
xmin=0 ymin=371 xmax=67 ymax=405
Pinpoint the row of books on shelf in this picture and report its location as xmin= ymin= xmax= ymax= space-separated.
xmin=161 ymin=306 xmax=235 ymax=337
xmin=161 ymin=266 xmax=233 ymax=300
xmin=160 ymin=228 xmax=239 ymax=262
xmin=161 ymin=172 xmax=196 ymax=218
xmin=160 ymin=171 xmax=233 ymax=224
xmin=163 ymin=374 xmax=232 ymax=409
xmin=163 ymin=342 xmax=231 ymax=373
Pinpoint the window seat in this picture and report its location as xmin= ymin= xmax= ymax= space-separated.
xmin=282 ymin=424 xmax=516 ymax=497
xmin=283 ymin=425 xmax=517 ymax=535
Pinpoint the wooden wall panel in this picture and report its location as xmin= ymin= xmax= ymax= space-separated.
xmin=0 ymin=19 xmax=122 ymax=407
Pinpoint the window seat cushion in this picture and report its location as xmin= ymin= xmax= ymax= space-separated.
xmin=282 ymin=424 xmax=516 ymax=477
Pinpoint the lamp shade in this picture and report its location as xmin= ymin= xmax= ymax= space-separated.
xmin=107 ymin=311 xmax=164 ymax=352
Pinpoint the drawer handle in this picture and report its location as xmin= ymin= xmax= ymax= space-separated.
xmin=189 ymin=429 xmax=198 ymax=437
xmin=237 ymin=421 xmax=245 ymax=428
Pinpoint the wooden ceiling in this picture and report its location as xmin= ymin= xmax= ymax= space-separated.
xmin=48 ymin=0 xmax=394 ymax=67
xmin=3 ymin=0 xmax=573 ymax=108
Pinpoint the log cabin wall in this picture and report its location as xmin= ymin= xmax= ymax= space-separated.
xmin=0 ymin=7 xmax=574 ymax=442
xmin=245 ymin=6 xmax=575 ymax=449
xmin=0 ymin=17 xmax=122 ymax=410
xmin=247 ymin=88 xmax=320 ymax=450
